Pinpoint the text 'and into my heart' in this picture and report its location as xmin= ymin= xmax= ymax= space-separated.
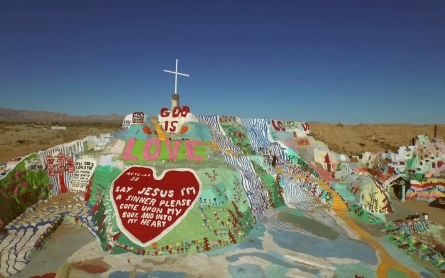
xmin=114 ymin=185 xmax=197 ymax=228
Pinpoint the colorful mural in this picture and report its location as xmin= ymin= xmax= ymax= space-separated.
xmin=351 ymin=135 xmax=445 ymax=205
xmin=0 ymin=154 xmax=51 ymax=229
xmin=342 ymin=175 xmax=394 ymax=213
xmin=1 ymin=106 xmax=444 ymax=277
xmin=406 ymin=179 xmax=445 ymax=201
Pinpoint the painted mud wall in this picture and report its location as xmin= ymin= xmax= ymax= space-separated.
xmin=0 ymin=138 xmax=101 ymax=231
xmin=407 ymin=179 xmax=445 ymax=201
xmin=343 ymin=175 xmax=394 ymax=213
xmin=0 ymin=154 xmax=51 ymax=229
xmin=353 ymin=135 xmax=445 ymax=204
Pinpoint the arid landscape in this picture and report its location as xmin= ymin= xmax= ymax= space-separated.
xmin=0 ymin=108 xmax=124 ymax=164
xmin=309 ymin=123 xmax=445 ymax=155
xmin=0 ymin=122 xmax=121 ymax=164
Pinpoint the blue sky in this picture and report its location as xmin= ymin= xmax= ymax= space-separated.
xmin=0 ymin=1 xmax=444 ymax=124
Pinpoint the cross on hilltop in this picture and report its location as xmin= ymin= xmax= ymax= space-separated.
xmin=164 ymin=59 xmax=189 ymax=95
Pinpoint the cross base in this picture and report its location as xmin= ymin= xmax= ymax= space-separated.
xmin=171 ymin=94 xmax=180 ymax=110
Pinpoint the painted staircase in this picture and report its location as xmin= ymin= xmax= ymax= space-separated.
xmin=151 ymin=119 xmax=168 ymax=141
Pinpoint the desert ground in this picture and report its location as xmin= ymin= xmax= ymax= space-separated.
xmin=0 ymin=122 xmax=121 ymax=164
xmin=309 ymin=123 xmax=445 ymax=155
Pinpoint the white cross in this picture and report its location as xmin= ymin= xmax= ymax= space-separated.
xmin=164 ymin=59 xmax=189 ymax=95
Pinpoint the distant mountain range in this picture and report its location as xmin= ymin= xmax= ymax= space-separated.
xmin=0 ymin=108 xmax=125 ymax=123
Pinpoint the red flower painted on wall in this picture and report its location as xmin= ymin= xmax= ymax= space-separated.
xmin=142 ymin=126 xmax=151 ymax=135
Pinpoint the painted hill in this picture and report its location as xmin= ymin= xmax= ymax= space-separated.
xmin=1 ymin=106 xmax=444 ymax=277
xmin=68 ymin=111 xmax=325 ymax=255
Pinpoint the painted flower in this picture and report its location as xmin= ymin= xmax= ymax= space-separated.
xmin=142 ymin=126 xmax=151 ymax=135
xmin=180 ymin=125 xmax=189 ymax=134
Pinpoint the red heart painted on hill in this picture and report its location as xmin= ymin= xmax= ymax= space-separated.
xmin=111 ymin=166 xmax=201 ymax=246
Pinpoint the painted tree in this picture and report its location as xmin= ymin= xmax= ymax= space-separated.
xmin=203 ymin=237 xmax=211 ymax=251
xmin=310 ymin=185 xmax=317 ymax=196
xmin=84 ymin=175 xmax=94 ymax=202
xmin=260 ymin=191 xmax=269 ymax=211
xmin=275 ymin=175 xmax=284 ymax=199
xmin=267 ymin=190 xmax=275 ymax=208
xmin=228 ymin=230 xmax=237 ymax=244
xmin=231 ymin=201 xmax=243 ymax=218
xmin=324 ymin=153 xmax=332 ymax=172
xmin=55 ymin=153 xmax=70 ymax=193
xmin=228 ymin=209 xmax=242 ymax=228
xmin=379 ymin=191 xmax=394 ymax=213
xmin=47 ymin=153 xmax=72 ymax=194
xmin=369 ymin=191 xmax=379 ymax=212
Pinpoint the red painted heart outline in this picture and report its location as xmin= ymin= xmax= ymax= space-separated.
xmin=110 ymin=166 xmax=202 ymax=247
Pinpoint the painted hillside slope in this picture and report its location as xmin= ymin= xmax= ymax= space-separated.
xmin=0 ymin=105 xmax=358 ymax=276
xmin=88 ymin=108 xmax=345 ymax=255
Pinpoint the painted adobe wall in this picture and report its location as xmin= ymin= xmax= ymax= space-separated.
xmin=406 ymin=178 xmax=445 ymax=202
xmin=352 ymin=135 xmax=445 ymax=202
xmin=343 ymin=174 xmax=393 ymax=213
xmin=0 ymin=135 xmax=119 ymax=217
xmin=0 ymin=136 xmax=113 ymax=231
xmin=0 ymin=154 xmax=51 ymax=230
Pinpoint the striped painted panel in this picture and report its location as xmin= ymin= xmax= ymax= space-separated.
xmin=36 ymin=140 xmax=85 ymax=196
xmin=281 ymin=175 xmax=349 ymax=237
xmin=0 ymin=223 xmax=51 ymax=276
xmin=267 ymin=143 xmax=287 ymax=160
xmin=281 ymin=176 xmax=311 ymax=210
xmin=222 ymin=153 xmax=269 ymax=217
xmin=260 ymin=142 xmax=287 ymax=169
xmin=195 ymin=115 xmax=243 ymax=154
xmin=338 ymin=163 xmax=354 ymax=174
xmin=249 ymin=156 xmax=276 ymax=176
xmin=240 ymin=118 xmax=271 ymax=152
xmin=258 ymin=209 xmax=320 ymax=238
xmin=0 ymin=204 xmax=95 ymax=276
xmin=257 ymin=208 xmax=293 ymax=231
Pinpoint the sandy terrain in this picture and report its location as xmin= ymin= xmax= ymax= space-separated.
xmin=309 ymin=123 xmax=445 ymax=155
xmin=0 ymin=123 xmax=121 ymax=164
